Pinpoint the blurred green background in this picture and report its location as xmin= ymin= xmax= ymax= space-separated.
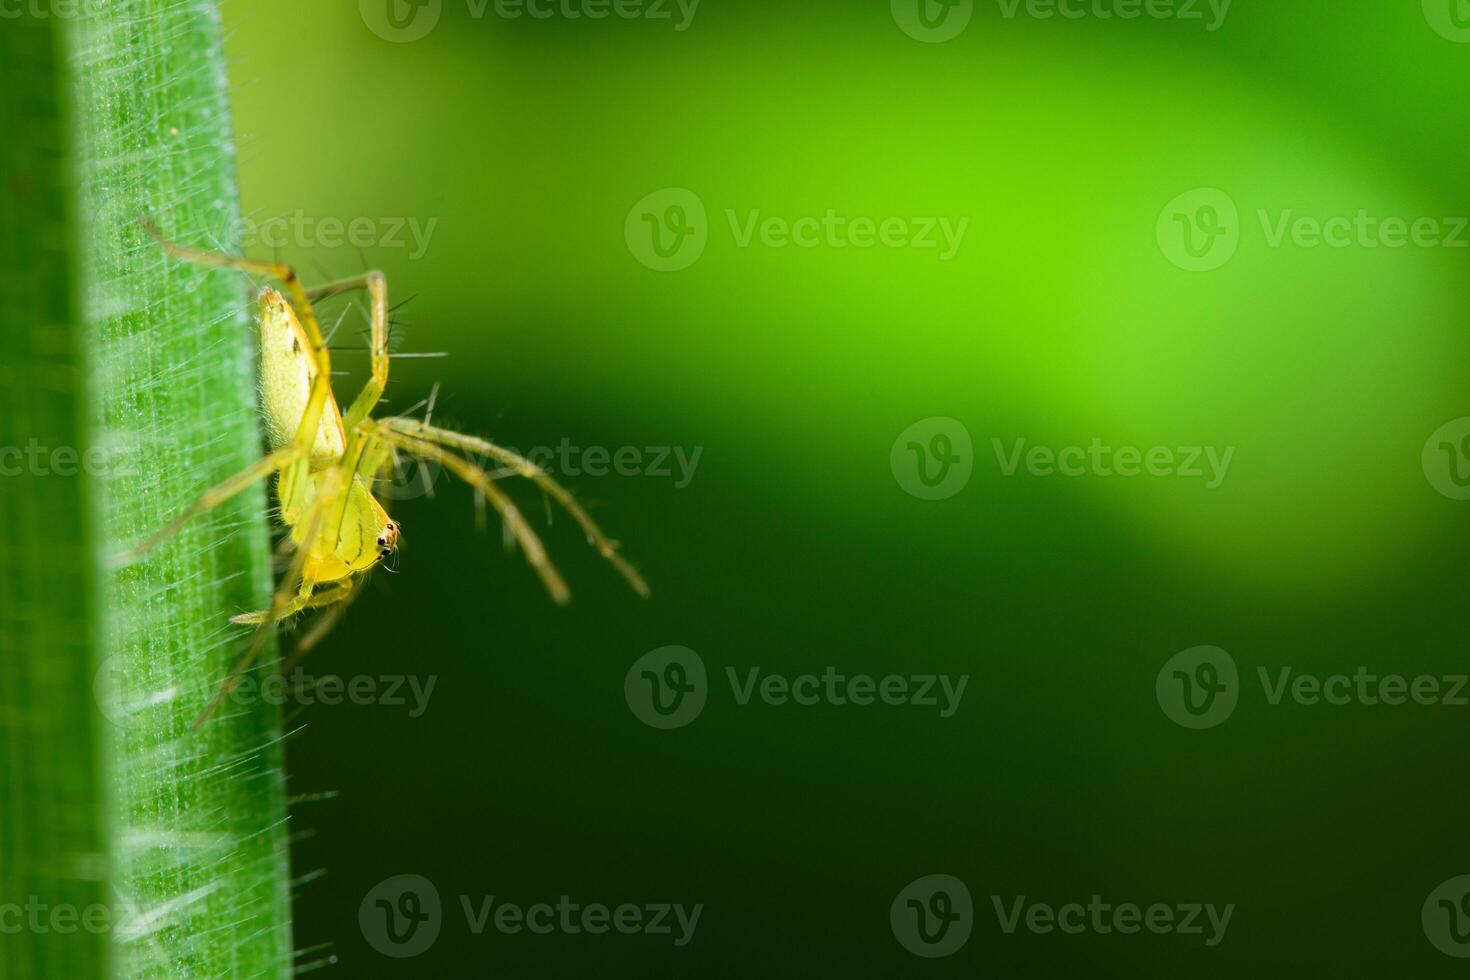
xmin=217 ymin=0 xmax=1470 ymax=974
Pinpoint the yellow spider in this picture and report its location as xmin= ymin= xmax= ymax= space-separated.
xmin=126 ymin=220 xmax=648 ymax=723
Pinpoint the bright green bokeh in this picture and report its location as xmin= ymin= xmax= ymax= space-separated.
xmin=220 ymin=2 xmax=1470 ymax=975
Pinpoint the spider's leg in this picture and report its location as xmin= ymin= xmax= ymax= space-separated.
xmin=193 ymin=468 xmax=344 ymax=728
xmin=278 ymin=577 xmax=366 ymax=677
xmin=116 ymin=445 xmax=305 ymax=563
xmin=307 ymin=272 xmax=390 ymax=432
xmin=382 ymin=417 xmax=649 ymax=596
xmin=359 ymin=420 xmax=572 ymax=604
xmin=130 ymin=221 xmax=342 ymax=556
xmin=141 ymin=217 xmax=333 ymax=357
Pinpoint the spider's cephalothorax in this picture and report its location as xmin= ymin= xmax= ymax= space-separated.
xmin=128 ymin=219 xmax=649 ymax=725
xmin=376 ymin=521 xmax=401 ymax=562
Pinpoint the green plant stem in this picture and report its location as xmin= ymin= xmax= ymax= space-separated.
xmin=2 ymin=2 xmax=294 ymax=977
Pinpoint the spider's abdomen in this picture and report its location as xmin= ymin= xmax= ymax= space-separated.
xmin=257 ymin=287 xmax=345 ymax=461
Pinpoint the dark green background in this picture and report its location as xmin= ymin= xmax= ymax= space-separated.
xmin=218 ymin=0 xmax=1470 ymax=974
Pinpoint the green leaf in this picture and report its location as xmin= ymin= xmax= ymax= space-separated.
xmin=2 ymin=2 xmax=294 ymax=976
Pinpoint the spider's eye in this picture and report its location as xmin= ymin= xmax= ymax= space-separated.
xmin=379 ymin=549 xmax=391 ymax=560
